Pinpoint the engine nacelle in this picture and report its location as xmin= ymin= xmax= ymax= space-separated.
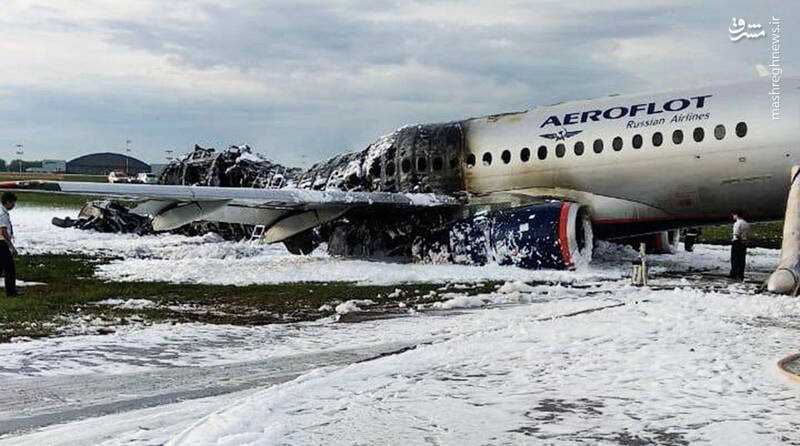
xmin=440 ymin=201 xmax=593 ymax=269
xmin=617 ymin=230 xmax=680 ymax=254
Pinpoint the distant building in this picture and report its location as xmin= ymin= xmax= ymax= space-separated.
xmin=66 ymin=153 xmax=150 ymax=175
xmin=27 ymin=159 xmax=67 ymax=173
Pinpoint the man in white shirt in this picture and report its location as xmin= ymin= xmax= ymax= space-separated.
xmin=0 ymin=192 xmax=18 ymax=296
xmin=730 ymin=209 xmax=749 ymax=281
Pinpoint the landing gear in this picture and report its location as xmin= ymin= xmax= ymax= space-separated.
xmin=683 ymin=228 xmax=700 ymax=252
xmin=283 ymin=230 xmax=320 ymax=255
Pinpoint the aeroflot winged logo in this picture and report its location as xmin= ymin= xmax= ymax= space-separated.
xmin=539 ymin=94 xmax=712 ymax=129
xmin=539 ymin=128 xmax=582 ymax=141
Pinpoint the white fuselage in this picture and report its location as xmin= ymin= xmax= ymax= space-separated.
xmin=461 ymin=77 xmax=799 ymax=236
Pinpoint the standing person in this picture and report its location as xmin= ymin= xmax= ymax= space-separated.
xmin=0 ymin=192 xmax=18 ymax=296
xmin=730 ymin=209 xmax=749 ymax=281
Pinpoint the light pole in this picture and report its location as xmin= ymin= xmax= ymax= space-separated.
xmin=125 ymin=140 xmax=131 ymax=175
xmin=14 ymin=144 xmax=23 ymax=173
xmin=165 ymin=149 xmax=173 ymax=162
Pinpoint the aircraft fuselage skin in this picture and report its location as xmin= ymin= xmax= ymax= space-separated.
xmin=460 ymin=77 xmax=800 ymax=239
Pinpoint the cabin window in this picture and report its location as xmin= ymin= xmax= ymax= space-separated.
xmin=632 ymin=134 xmax=643 ymax=149
xmin=520 ymin=147 xmax=531 ymax=162
xmin=432 ymin=157 xmax=443 ymax=171
xmin=385 ymin=162 xmax=395 ymax=176
xmin=417 ymin=157 xmax=427 ymax=171
xmin=652 ymin=132 xmax=663 ymax=147
xmin=574 ymin=141 xmax=584 ymax=156
xmin=401 ymin=158 xmax=412 ymax=173
xmin=466 ymin=154 xmax=476 ymax=168
xmin=556 ymin=143 xmax=566 ymax=158
xmin=612 ymin=137 xmax=622 ymax=151
xmin=501 ymin=150 xmax=511 ymax=164
xmin=538 ymin=145 xmax=547 ymax=160
xmin=693 ymin=127 xmax=704 ymax=142
xmin=672 ymin=129 xmax=683 ymax=145
xmin=593 ymin=139 xmax=603 ymax=154
xmin=369 ymin=160 xmax=381 ymax=178
xmin=482 ymin=152 xmax=492 ymax=166
xmin=714 ymin=124 xmax=726 ymax=140
xmin=736 ymin=122 xmax=747 ymax=137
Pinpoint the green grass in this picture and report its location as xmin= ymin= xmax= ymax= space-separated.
xmin=14 ymin=192 xmax=96 ymax=208
xmin=0 ymin=172 xmax=107 ymax=183
xmin=0 ymin=254 xmax=497 ymax=342
xmin=0 ymin=172 xmax=109 ymax=208
xmin=698 ymin=221 xmax=783 ymax=248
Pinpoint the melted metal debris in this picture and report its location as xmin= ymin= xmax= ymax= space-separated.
xmin=55 ymin=145 xmax=301 ymax=240
xmin=159 ymin=144 xmax=302 ymax=189
xmin=52 ymin=200 xmax=151 ymax=235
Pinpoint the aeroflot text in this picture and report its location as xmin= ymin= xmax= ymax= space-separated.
xmin=539 ymin=95 xmax=712 ymax=128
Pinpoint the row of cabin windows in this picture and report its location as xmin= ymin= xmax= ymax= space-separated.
xmin=465 ymin=122 xmax=748 ymax=167
xmin=383 ymin=154 xmax=460 ymax=177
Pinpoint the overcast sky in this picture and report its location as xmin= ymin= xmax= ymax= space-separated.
xmin=1 ymin=0 xmax=796 ymax=165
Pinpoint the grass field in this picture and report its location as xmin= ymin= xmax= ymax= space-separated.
xmin=0 ymin=172 xmax=120 ymax=207
xmin=0 ymin=254 xmax=495 ymax=341
xmin=13 ymin=191 xmax=97 ymax=208
xmin=0 ymin=172 xmax=107 ymax=183
xmin=697 ymin=221 xmax=783 ymax=248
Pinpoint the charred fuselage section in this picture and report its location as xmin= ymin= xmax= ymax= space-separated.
xmin=284 ymin=122 xmax=468 ymax=260
xmin=159 ymin=145 xmax=301 ymax=239
xmin=292 ymin=122 xmax=465 ymax=194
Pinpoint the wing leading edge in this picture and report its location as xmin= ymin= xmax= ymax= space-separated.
xmin=0 ymin=181 xmax=461 ymax=209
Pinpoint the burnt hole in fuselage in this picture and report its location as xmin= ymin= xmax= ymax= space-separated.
xmin=295 ymin=121 xmax=465 ymax=195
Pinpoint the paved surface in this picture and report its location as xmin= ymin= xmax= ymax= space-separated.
xmin=0 ymin=341 xmax=414 ymax=437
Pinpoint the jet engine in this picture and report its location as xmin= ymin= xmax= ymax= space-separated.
xmin=439 ymin=201 xmax=593 ymax=269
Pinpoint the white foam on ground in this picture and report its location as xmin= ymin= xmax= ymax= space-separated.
xmin=169 ymin=288 xmax=800 ymax=446
xmin=3 ymin=206 xmax=796 ymax=445
xmin=334 ymin=299 xmax=375 ymax=314
xmin=94 ymin=298 xmax=158 ymax=310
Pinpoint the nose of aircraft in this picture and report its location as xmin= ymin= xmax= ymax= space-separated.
xmin=767 ymin=268 xmax=798 ymax=295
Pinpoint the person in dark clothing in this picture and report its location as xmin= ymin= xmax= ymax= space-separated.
xmin=0 ymin=192 xmax=18 ymax=296
xmin=729 ymin=210 xmax=749 ymax=281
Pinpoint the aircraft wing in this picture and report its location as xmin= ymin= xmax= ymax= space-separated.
xmin=0 ymin=180 xmax=461 ymax=242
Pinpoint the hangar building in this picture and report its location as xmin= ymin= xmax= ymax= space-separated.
xmin=66 ymin=153 xmax=151 ymax=175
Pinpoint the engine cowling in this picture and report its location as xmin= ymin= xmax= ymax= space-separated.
xmin=439 ymin=201 xmax=593 ymax=269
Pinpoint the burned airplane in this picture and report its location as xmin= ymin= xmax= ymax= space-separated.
xmin=5 ymin=77 xmax=799 ymax=270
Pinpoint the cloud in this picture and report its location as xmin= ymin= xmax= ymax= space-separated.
xmin=0 ymin=0 xmax=796 ymax=164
